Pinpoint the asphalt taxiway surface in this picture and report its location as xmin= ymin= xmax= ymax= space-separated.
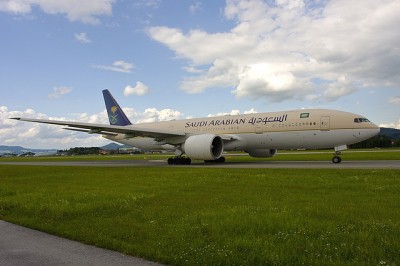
xmin=1 ymin=159 xmax=399 ymax=169
xmin=0 ymin=220 xmax=161 ymax=266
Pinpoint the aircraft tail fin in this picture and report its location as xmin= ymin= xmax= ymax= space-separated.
xmin=102 ymin=89 xmax=132 ymax=126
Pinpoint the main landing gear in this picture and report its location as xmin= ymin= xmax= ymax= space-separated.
xmin=167 ymin=156 xmax=192 ymax=165
xmin=204 ymin=157 xmax=226 ymax=163
xmin=167 ymin=156 xmax=226 ymax=165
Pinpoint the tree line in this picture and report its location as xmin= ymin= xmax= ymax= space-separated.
xmin=60 ymin=147 xmax=102 ymax=155
xmin=350 ymin=135 xmax=400 ymax=149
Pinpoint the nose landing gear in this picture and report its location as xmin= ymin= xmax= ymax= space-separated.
xmin=332 ymin=154 xmax=342 ymax=163
xmin=332 ymin=145 xmax=347 ymax=163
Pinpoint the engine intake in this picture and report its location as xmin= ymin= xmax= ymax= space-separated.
xmin=183 ymin=134 xmax=223 ymax=160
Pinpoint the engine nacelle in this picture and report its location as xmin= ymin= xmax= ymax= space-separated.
xmin=247 ymin=149 xmax=277 ymax=158
xmin=183 ymin=134 xmax=223 ymax=160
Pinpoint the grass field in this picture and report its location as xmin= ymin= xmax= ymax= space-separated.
xmin=1 ymin=165 xmax=399 ymax=265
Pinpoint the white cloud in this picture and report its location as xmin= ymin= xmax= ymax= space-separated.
xmin=48 ymin=86 xmax=72 ymax=99
xmin=207 ymin=108 xmax=258 ymax=117
xmin=388 ymin=96 xmax=400 ymax=105
xmin=180 ymin=59 xmax=240 ymax=93
xmin=189 ymin=2 xmax=202 ymax=14
xmin=0 ymin=0 xmax=115 ymax=24
xmin=76 ymin=110 xmax=108 ymax=124
xmin=323 ymin=76 xmax=357 ymax=102
xmin=124 ymin=82 xmax=150 ymax=96
xmin=208 ymin=110 xmax=241 ymax=117
xmin=133 ymin=0 xmax=161 ymax=8
xmin=74 ymin=32 xmax=91 ymax=43
xmin=379 ymin=120 xmax=400 ymax=129
xmin=148 ymin=0 xmax=400 ymax=102
xmin=233 ymin=63 xmax=312 ymax=102
xmin=139 ymin=108 xmax=183 ymax=123
xmin=0 ymin=0 xmax=31 ymax=13
xmin=93 ymin=60 xmax=134 ymax=73
xmin=182 ymin=65 xmax=204 ymax=74
xmin=244 ymin=108 xmax=258 ymax=114
xmin=0 ymin=106 xmax=108 ymax=149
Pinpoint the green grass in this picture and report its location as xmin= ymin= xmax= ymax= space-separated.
xmin=1 ymin=166 xmax=399 ymax=265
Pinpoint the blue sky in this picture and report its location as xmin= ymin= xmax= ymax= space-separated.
xmin=1 ymin=0 xmax=399 ymax=149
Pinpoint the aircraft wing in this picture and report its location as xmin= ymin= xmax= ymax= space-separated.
xmin=11 ymin=117 xmax=185 ymax=139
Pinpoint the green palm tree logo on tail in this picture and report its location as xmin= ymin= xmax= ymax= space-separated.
xmin=109 ymin=106 xmax=118 ymax=124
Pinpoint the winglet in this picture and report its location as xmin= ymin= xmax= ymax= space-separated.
xmin=102 ymin=89 xmax=132 ymax=126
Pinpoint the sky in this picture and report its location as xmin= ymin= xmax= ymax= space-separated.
xmin=0 ymin=0 xmax=399 ymax=149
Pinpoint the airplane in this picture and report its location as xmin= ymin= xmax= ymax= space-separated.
xmin=11 ymin=89 xmax=380 ymax=164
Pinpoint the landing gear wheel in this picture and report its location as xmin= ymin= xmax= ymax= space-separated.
xmin=332 ymin=156 xmax=342 ymax=164
xmin=167 ymin=156 xmax=191 ymax=165
xmin=204 ymin=157 xmax=226 ymax=163
xmin=217 ymin=157 xmax=225 ymax=163
xmin=332 ymin=149 xmax=343 ymax=164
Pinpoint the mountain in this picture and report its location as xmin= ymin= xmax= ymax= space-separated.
xmin=0 ymin=142 xmax=131 ymax=155
xmin=0 ymin=145 xmax=57 ymax=155
xmin=101 ymin=143 xmax=124 ymax=150
xmin=379 ymin=128 xmax=400 ymax=140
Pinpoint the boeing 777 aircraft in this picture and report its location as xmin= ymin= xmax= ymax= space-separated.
xmin=12 ymin=90 xmax=380 ymax=164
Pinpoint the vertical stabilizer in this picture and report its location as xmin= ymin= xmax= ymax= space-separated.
xmin=102 ymin=89 xmax=132 ymax=126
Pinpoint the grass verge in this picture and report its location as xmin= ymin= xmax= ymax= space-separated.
xmin=1 ymin=166 xmax=399 ymax=265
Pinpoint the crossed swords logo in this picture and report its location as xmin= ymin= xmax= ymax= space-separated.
xmin=109 ymin=106 xmax=119 ymax=124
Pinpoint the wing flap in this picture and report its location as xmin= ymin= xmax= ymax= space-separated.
xmin=63 ymin=127 xmax=119 ymax=136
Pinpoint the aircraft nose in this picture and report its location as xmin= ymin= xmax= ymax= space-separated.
xmin=370 ymin=123 xmax=380 ymax=137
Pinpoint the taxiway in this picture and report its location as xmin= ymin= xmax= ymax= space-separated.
xmin=0 ymin=160 xmax=399 ymax=169
xmin=0 ymin=220 xmax=161 ymax=266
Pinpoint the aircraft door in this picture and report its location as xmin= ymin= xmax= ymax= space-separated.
xmin=321 ymin=116 xmax=330 ymax=131
xmin=255 ymin=124 xmax=263 ymax=134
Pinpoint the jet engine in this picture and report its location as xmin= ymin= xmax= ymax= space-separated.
xmin=247 ymin=149 xmax=277 ymax=158
xmin=183 ymin=134 xmax=223 ymax=160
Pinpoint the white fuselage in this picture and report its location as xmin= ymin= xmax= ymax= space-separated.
xmin=104 ymin=109 xmax=380 ymax=152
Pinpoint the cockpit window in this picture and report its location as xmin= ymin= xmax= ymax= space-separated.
xmin=354 ymin=117 xmax=370 ymax=123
